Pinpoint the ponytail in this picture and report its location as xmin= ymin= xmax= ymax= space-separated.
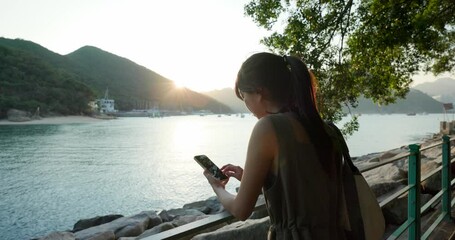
xmin=284 ymin=55 xmax=335 ymax=175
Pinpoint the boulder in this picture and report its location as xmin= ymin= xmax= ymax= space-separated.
xmin=382 ymin=193 xmax=433 ymax=225
xmin=7 ymin=109 xmax=31 ymax=122
xmin=80 ymin=231 xmax=115 ymax=240
xmin=421 ymin=146 xmax=443 ymax=160
xmin=74 ymin=211 xmax=161 ymax=240
xmin=363 ymin=164 xmax=407 ymax=187
xmin=379 ymin=148 xmax=407 ymax=161
xmin=192 ymin=217 xmax=270 ymax=240
xmin=159 ymin=208 xmax=205 ymax=222
xmin=39 ymin=231 xmax=76 ymax=240
xmin=73 ymin=214 xmax=124 ymax=232
xmin=420 ymin=161 xmax=442 ymax=194
xmin=183 ymin=196 xmax=223 ymax=214
xmin=136 ymin=216 xmax=227 ymax=239
xmin=369 ymin=180 xmax=405 ymax=199
xmin=355 ymin=153 xmax=381 ymax=165
xmin=136 ymin=222 xmax=175 ymax=239
xmin=172 ymin=215 xmax=209 ymax=227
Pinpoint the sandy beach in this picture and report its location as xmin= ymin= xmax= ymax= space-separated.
xmin=0 ymin=116 xmax=105 ymax=125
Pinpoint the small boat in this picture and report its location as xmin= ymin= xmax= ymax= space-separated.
xmin=406 ymin=112 xmax=416 ymax=116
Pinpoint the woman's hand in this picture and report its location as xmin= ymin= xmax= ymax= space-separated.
xmin=203 ymin=169 xmax=228 ymax=189
xmin=221 ymin=164 xmax=243 ymax=181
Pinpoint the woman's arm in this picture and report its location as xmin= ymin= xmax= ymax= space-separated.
xmin=205 ymin=117 xmax=277 ymax=220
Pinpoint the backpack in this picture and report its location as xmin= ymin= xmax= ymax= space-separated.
xmin=327 ymin=122 xmax=386 ymax=240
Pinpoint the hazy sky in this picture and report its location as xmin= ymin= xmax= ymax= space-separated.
xmin=0 ymin=0 xmax=452 ymax=91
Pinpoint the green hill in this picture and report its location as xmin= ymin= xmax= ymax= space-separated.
xmin=0 ymin=41 xmax=95 ymax=117
xmin=0 ymin=37 xmax=231 ymax=118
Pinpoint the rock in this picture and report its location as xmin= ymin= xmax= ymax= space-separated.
xmin=74 ymin=211 xmax=160 ymax=240
xmin=192 ymin=216 xmax=270 ymax=240
xmin=363 ymin=164 xmax=407 ymax=186
xmin=355 ymin=152 xmax=382 ymax=163
xmin=159 ymin=208 xmax=205 ymax=222
xmin=369 ymin=180 xmax=405 ymax=199
xmin=39 ymin=231 xmax=76 ymax=240
xmin=115 ymin=223 xmax=145 ymax=238
xmin=379 ymin=148 xmax=407 ymax=161
xmin=7 ymin=109 xmax=31 ymax=122
xmin=73 ymin=214 xmax=124 ymax=232
xmin=422 ymin=145 xmax=443 ymax=160
xmin=183 ymin=196 xmax=223 ymax=214
xmin=183 ymin=200 xmax=212 ymax=214
xmin=421 ymin=161 xmax=442 ymax=194
xmin=136 ymin=222 xmax=175 ymax=239
xmin=139 ymin=218 xmax=230 ymax=239
xmin=382 ymin=193 xmax=433 ymax=225
xmin=83 ymin=231 xmax=115 ymax=240
xmin=172 ymin=215 xmax=209 ymax=227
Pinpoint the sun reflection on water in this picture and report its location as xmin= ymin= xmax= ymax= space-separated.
xmin=172 ymin=119 xmax=204 ymax=153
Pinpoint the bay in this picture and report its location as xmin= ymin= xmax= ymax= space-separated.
xmin=0 ymin=113 xmax=449 ymax=240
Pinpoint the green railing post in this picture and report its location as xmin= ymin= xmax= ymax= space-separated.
xmin=442 ymin=135 xmax=452 ymax=220
xmin=408 ymin=144 xmax=421 ymax=240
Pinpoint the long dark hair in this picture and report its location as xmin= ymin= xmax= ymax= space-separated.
xmin=235 ymin=52 xmax=335 ymax=175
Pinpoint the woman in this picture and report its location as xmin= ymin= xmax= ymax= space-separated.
xmin=203 ymin=52 xmax=345 ymax=239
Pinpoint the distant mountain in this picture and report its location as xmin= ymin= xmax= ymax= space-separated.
xmin=348 ymin=89 xmax=445 ymax=114
xmin=413 ymin=77 xmax=455 ymax=104
xmin=0 ymin=37 xmax=231 ymax=117
xmin=203 ymin=88 xmax=249 ymax=113
xmin=205 ymin=87 xmax=445 ymax=115
xmin=65 ymin=46 xmax=231 ymax=113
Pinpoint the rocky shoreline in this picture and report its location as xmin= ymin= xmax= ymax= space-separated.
xmin=36 ymin=133 xmax=455 ymax=240
xmin=0 ymin=109 xmax=104 ymax=125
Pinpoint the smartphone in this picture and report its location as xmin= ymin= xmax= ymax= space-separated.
xmin=194 ymin=155 xmax=228 ymax=180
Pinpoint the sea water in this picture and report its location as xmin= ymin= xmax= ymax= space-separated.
xmin=0 ymin=114 xmax=450 ymax=239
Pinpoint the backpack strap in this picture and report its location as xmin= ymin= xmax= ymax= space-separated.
xmin=326 ymin=122 xmax=360 ymax=174
xmin=326 ymin=122 xmax=366 ymax=240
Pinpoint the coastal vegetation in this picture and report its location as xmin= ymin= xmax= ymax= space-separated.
xmin=0 ymin=44 xmax=95 ymax=117
xmin=0 ymin=37 xmax=230 ymax=119
xmin=245 ymin=0 xmax=454 ymax=133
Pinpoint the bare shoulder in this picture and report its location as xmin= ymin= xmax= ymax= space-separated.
xmin=251 ymin=115 xmax=276 ymax=136
xmin=247 ymin=116 xmax=280 ymax=151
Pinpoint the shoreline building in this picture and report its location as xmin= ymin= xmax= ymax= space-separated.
xmin=97 ymin=89 xmax=117 ymax=114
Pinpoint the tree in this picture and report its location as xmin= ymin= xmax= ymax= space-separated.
xmin=0 ymin=45 xmax=96 ymax=118
xmin=245 ymin=0 xmax=454 ymax=134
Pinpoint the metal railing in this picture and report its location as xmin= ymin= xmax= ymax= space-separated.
xmin=145 ymin=135 xmax=454 ymax=240
xmin=382 ymin=135 xmax=454 ymax=240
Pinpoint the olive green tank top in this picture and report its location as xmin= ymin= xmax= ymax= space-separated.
xmin=264 ymin=114 xmax=345 ymax=240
